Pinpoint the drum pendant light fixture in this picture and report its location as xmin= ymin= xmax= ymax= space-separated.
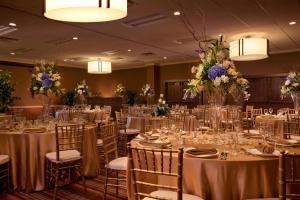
xmin=229 ymin=37 xmax=269 ymax=61
xmin=44 ymin=0 xmax=127 ymax=22
xmin=88 ymin=60 xmax=112 ymax=74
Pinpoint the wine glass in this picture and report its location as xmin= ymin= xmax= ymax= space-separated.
xmin=268 ymin=108 xmax=273 ymax=115
xmin=264 ymin=109 xmax=268 ymax=115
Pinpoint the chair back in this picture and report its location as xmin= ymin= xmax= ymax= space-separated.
xmin=279 ymin=152 xmax=300 ymax=200
xmin=252 ymin=108 xmax=263 ymax=117
xmin=128 ymin=144 xmax=183 ymax=200
xmin=100 ymin=123 xmax=118 ymax=164
xmin=55 ymin=124 xmax=85 ymax=161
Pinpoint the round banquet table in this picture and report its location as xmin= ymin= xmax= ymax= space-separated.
xmin=127 ymin=115 xmax=198 ymax=132
xmin=255 ymin=115 xmax=286 ymax=136
xmin=0 ymin=125 xmax=99 ymax=192
xmin=127 ymin=138 xmax=300 ymax=200
xmin=55 ymin=109 xmax=107 ymax=122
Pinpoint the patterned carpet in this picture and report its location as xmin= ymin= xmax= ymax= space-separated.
xmin=0 ymin=175 xmax=127 ymax=200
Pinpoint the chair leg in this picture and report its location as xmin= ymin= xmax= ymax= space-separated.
xmin=53 ymin=164 xmax=59 ymax=200
xmin=7 ymin=162 xmax=10 ymax=193
xmin=116 ymin=171 xmax=119 ymax=197
xmin=104 ymin=167 xmax=109 ymax=200
xmin=80 ymin=164 xmax=86 ymax=192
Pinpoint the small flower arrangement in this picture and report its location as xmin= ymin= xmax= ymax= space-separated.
xmin=152 ymin=94 xmax=170 ymax=117
xmin=140 ymin=84 xmax=155 ymax=97
xmin=30 ymin=63 xmax=63 ymax=97
xmin=184 ymin=37 xmax=250 ymax=101
xmin=76 ymin=80 xmax=89 ymax=96
xmin=115 ymin=84 xmax=126 ymax=97
xmin=280 ymin=72 xmax=300 ymax=97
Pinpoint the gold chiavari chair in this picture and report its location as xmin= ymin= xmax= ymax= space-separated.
xmin=102 ymin=123 xmax=127 ymax=200
xmin=243 ymin=106 xmax=254 ymax=129
xmin=45 ymin=124 xmax=86 ymax=199
xmin=0 ymin=155 xmax=10 ymax=193
xmin=288 ymin=108 xmax=296 ymax=115
xmin=284 ymin=113 xmax=300 ymax=139
xmin=127 ymin=144 xmax=203 ymax=200
xmin=96 ymin=123 xmax=105 ymax=174
xmin=279 ymin=152 xmax=300 ymax=200
xmin=252 ymin=108 xmax=263 ymax=127
xmin=168 ymin=114 xmax=185 ymax=130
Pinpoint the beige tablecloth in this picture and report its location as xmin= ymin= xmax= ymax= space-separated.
xmin=255 ymin=115 xmax=286 ymax=136
xmin=56 ymin=109 xmax=107 ymax=122
xmin=127 ymin=140 xmax=300 ymax=200
xmin=0 ymin=125 xmax=99 ymax=192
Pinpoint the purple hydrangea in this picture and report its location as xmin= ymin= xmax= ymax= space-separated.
xmin=41 ymin=72 xmax=49 ymax=80
xmin=208 ymin=65 xmax=226 ymax=80
xmin=42 ymin=79 xmax=53 ymax=87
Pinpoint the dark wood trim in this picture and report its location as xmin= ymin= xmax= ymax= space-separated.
xmin=245 ymin=73 xmax=287 ymax=78
xmin=0 ymin=60 xmax=34 ymax=68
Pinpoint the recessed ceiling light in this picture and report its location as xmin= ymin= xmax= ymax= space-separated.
xmin=173 ymin=11 xmax=181 ymax=16
xmin=289 ymin=21 xmax=296 ymax=25
xmin=9 ymin=22 xmax=16 ymax=27
xmin=127 ymin=49 xmax=132 ymax=52
xmin=73 ymin=37 xmax=78 ymax=40
xmin=163 ymin=57 xmax=167 ymax=60
xmin=10 ymin=52 xmax=15 ymax=55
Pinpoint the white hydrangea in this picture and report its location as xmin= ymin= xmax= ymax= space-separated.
xmin=285 ymin=80 xmax=291 ymax=86
xmin=292 ymin=82 xmax=299 ymax=87
xmin=55 ymin=81 xmax=61 ymax=87
xmin=213 ymin=77 xmax=221 ymax=87
xmin=220 ymin=75 xmax=229 ymax=83
xmin=289 ymin=72 xmax=296 ymax=78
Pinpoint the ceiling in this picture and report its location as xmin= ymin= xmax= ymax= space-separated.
xmin=0 ymin=0 xmax=299 ymax=70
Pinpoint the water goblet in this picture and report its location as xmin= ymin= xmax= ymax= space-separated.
xmin=269 ymin=108 xmax=273 ymax=115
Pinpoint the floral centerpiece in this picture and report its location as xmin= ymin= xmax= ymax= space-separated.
xmin=30 ymin=63 xmax=63 ymax=97
xmin=140 ymin=84 xmax=155 ymax=105
xmin=280 ymin=72 xmax=300 ymax=109
xmin=0 ymin=70 xmax=15 ymax=113
xmin=152 ymin=94 xmax=170 ymax=117
xmin=183 ymin=37 xmax=250 ymax=105
xmin=75 ymin=80 xmax=89 ymax=96
xmin=75 ymin=80 xmax=89 ymax=105
xmin=140 ymin=84 xmax=155 ymax=97
xmin=115 ymin=84 xmax=126 ymax=97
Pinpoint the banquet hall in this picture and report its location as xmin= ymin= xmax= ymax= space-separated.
xmin=0 ymin=0 xmax=300 ymax=199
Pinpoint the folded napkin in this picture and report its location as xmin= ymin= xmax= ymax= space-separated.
xmin=23 ymin=127 xmax=47 ymax=133
xmin=185 ymin=148 xmax=218 ymax=156
xmin=255 ymin=144 xmax=274 ymax=154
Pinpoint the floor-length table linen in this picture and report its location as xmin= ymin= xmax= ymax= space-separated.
xmin=0 ymin=125 xmax=99 ymax=192
xmin=127 ymin=141 xmax=300 ymax=200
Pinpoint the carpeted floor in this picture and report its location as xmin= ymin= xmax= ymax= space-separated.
xmin=0 ymin=175 xmax=128 ymax=200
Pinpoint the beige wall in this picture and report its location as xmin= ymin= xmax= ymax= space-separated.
xmin=2 ymin=51 xmax=300 ymax=106
xmin=0 ymin=64 xmax=147 ymax=106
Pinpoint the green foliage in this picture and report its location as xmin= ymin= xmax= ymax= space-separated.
xmin=126 ymin=91 xmax=136 ymax=106
xmin=0 ymin=71 xmax=15 ymax=113
xmin=62 ymin=90 xmax=76 ymax=107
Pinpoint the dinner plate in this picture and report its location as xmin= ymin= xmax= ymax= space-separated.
xmin=184 ymin=147 xmax=219 ymax=158
xmin=138 ymin=140 xmax=171 ymax=149
xmin=266 ymin=138 xmax=299 ymax=147
xmin=243 ymin=148 xmax=280 ymax=157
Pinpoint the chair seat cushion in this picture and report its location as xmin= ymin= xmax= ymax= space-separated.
xmin=97 ymin=139 xmax=103 ymax=146
xmin=46 ymin=150 xmax=81 ymax=163
xmin=143 ymin=190 xmax=203 ymax=200
xmin=0 ymin=155 xmax=9 ymax=165
xmin=108 ymin=157 xmax=128 ymax=171
xmin=120 ymin=129 xmax=140 ymax=135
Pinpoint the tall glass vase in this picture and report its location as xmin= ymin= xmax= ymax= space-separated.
xmin=207 ymin=88 xmax=226 ymax=134
xmin=291 ymin=92 xmax=300 ymax=111
xmin=38 ymin=94 xmax=52 ymax=120
xmin=207 ymin=88 xmax=226 ymax=106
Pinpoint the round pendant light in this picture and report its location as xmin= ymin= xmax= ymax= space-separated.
xmin=229 ymin=38 xmax=269 ymax=61
xmin=88 ymin=60 xmax=112 ymax=74
xmin=44 ymin=0 xmax=127 ymax=22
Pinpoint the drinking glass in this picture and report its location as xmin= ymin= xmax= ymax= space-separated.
xmin=269 ymin=108 xmax=273 ymax=115
xmin=264 ymin=109 xmax=268 ymax=115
